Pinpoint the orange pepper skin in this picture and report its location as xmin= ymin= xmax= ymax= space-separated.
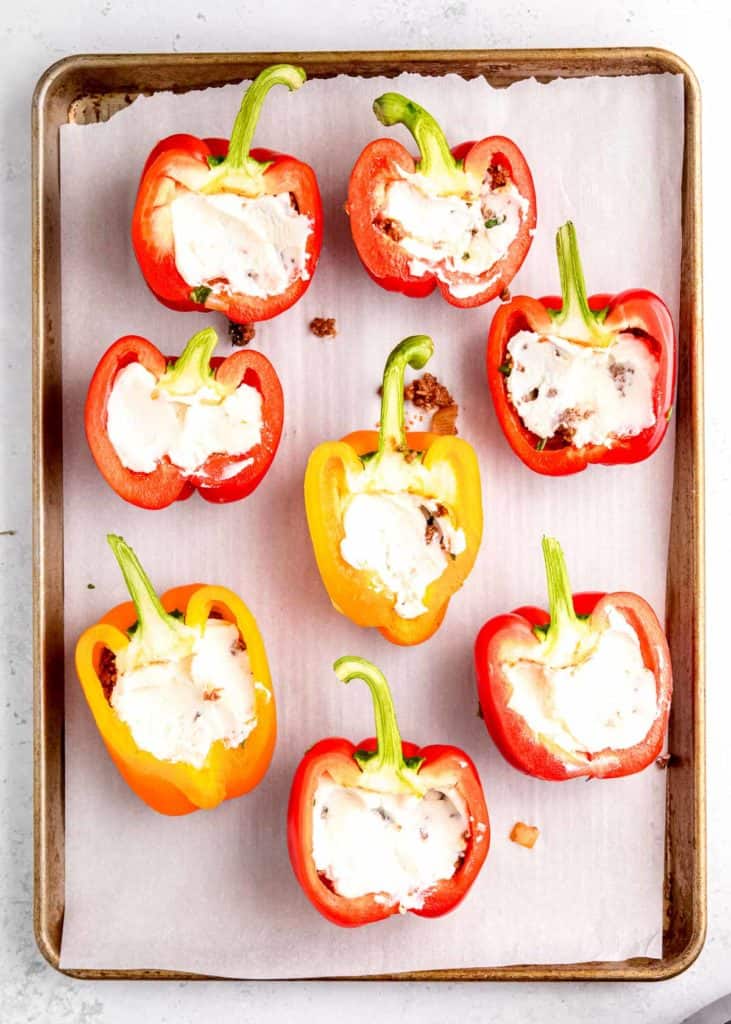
xmin=75 ymin=584 xmax=276 ymax=815
xmin=305 ymin=430 xmax=483 ymax=646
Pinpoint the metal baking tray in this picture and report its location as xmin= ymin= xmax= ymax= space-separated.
xmin=32 ymin=47 xmax=705 ymax=980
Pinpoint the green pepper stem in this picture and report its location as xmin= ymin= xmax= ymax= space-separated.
xmin=542 ymin=536 xmax=579 ymax=631
xmin=225 ymin=64 xmax=306 ymax=172
xmin=107 ymin=535 xmax=192 ymax=663
xmin=159 ymin=328 xmax=219 ymax=397
xmin=551 ymin=222 xmax=611 ymax=346
xmin=538 ymin=536 xmax=593 ymax=665
xmin=334 ymin=656 xmax=425 ymax=796
xmin=373 ymin=92 xmax=464 ymax=191
xmin=375 ymin=335 xmax=433 ymax=464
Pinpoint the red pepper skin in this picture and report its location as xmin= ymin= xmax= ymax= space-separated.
xmin=85 ymin=334 xmax=284 ymax=509
xmin=487 ymin=291 xmax=676 ymax=476
xmin=474 ymin=592 xmax=673 ymax=781
xmin=287 ymin=737 xmax=489 ymax=927
xmin=348 ymin=136 xmax=536 ymax=308
xmin=131 ymin=135 xmax=323 ymax=324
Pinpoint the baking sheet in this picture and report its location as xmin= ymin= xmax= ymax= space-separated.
xmin=57 ymin=70 xmax=684 ymax=976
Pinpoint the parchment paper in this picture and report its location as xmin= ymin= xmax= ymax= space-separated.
xmin=58 ymin=70 xmax=684 ymax=975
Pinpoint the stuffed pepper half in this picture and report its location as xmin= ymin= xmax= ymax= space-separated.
xmin=487 ymin=221 xmax=676 ymax=474
xmin=85 ymin=327 xmax=283 ymax=509
xmin=348 ymin=92 xmax=536 ymax=307
xmin=475 ymin=537 xmax=672 ymax=780
xmin=304 ymin=335 xmax=483 ymax=645
xmin=75 ymin=535 xmax=276 ymax=814
xmin=288 ymin=656 xmax=489 ymax=926
xmin=132 ymin=63 xmax=323 ymax=324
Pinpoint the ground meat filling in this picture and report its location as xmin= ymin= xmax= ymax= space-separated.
xmin=309 ymin=316 xmax=338 ymax=338
xmin=375 ymin=216 xmax=406 ymax=242
xmin=487 ymin=163 xmax=508 ymax=189
xmin=98 ymin=609 xmax=246 ymax=705
xmin=420 ymin=502 xmax=451 ymax=550
xmin=99 ymin=646 xmax=117 ymax=703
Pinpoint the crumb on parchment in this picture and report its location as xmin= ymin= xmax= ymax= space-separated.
xmin=510 ymin=822 xmax=540 ymax=849
xmin=309 ymin=317 xmax=337 ymax=338
xmin=404 ymin=372 xmax=454 ymax=410
xmin=430 ymin=404 xmax=459 ymax=435
xmin=229 ymin=321 xmax=256 ymax=347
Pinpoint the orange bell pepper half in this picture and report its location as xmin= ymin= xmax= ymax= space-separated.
xmin=75 ymin=535 xmax=276 ymax=815
xmin=304 ymin=335 xmax=483 ymax=645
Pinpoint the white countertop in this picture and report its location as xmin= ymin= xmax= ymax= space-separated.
xmin=2 ymin=0 xmax=728 ymax=1020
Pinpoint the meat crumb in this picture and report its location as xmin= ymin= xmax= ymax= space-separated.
xmin=499 ymin=286 xmax=511 ymax=302
xmin=99 ymin=647 xmax=117 ymax=703
xmin=430 ymin=403 xmax=459 ymax=436
xmin=228 ymin=321 xmax=256 ymax=347
xmin=309 ymin=317 xmax=337 ymax=338
xmin=510 ymin=822 xmax=540 ymax=849
xmin=655 ymin=753 xmax=673 ymax=769
xmin=404 ymin=372 xmax=454 ymax=411
xmin=555 ymin=406 xmax=592 ymax=443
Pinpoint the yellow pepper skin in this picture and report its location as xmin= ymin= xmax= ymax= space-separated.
xmin=305 ymin=336 xmax=483 ymax=646
xmin=75 ymin=538 xmax=276 ymax=815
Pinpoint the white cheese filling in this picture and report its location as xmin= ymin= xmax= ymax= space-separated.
xmin=170 ymin=190 xmax=312 ymax=300
xmin=502 ymin=609 xmax=659 ymax=755
xmin=340 ymin=492 xmax=465 ymax=619
xmin=380 ymin=166 xmax=528 ymax=299
xmin=112 ymin=618 xmax=260 ymax=769
xmin=506 ymin=330 xmax=658 ymax=448
xmin=312 ymin=779 xmax=469 ymax=910
xmin=106 ymin=361 xmax=263 ymax=475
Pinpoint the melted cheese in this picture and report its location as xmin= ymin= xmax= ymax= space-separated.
xmin=170 ymin=190 xmax=312 ymax=299
xmin=311 ymin=780 xmax=469 ymax=910
xmin=112 ymin=618 xmax=260 ymax=769
xmin=502 ymin=609 xmax=659 ymax=755
xmin=380 ymin=166 xmax=528 ymax=298
xmin=106 ymin=361 xmax=263 ymax=475
xmin=339 ymin=452 xmax=466 ymax=619
xmin=506 ymin=330 xmax=658 ymax=447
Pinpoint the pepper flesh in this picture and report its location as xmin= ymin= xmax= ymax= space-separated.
xmin=474 ymin=537 xmax=672 ymax=780
xmin=85 ymin=327 xmax=284 ymax=509
xmin=287 ymin=656 xmax=490 ymax=926
xmin=131 ymin=64 xmax=323 ymax=324
xmin=347 ymin=92 xmax=536 ymax=308
xmin=304 ymin=335 xmax=483 ymax=646
xmin=75 ymin=535 xmax=276 ymax=814
xmin=486 ymin=221 xmax=676 ymax=475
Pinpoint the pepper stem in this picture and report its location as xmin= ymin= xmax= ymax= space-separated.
xmin=159 ymin=328 xmax=221 ymax=397
xmin=334 ymin=656 xmax=425 ymax=796
xmin=550 ymin=222 xmax=612 ymax=346
xmin=374 ymin=335 xmax=433 ymax=465
xmin=225 ymin=64 xmax=306 ymax=172
xmin=107 ymin=535 xmax=193 ymax=667
xmin=373 ymin=92 xmax=464 ymax=192
xmin=539 ymin=536 xmax=589 ymax=663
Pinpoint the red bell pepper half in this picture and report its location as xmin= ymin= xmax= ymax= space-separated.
xmin=347 ymin=92 xmax=536 ymax=307
xmin=131 ymin=63 xmax=323 ymax=324
xmin=487 ymin=221 xmax=676 ymax=475
xmin=85 ymin=326 xmax=284 ymax=509
xmin=287 ymin=656 xmax=489 ymax=927
xmin=474 ymin=537 xmax=672 ymax=781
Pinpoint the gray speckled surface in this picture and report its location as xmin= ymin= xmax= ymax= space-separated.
xmin=4 ymin=0 xmax=729 ymax=1020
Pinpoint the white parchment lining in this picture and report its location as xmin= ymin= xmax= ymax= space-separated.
xmin=58 ymin=71 xmax=683 ymax=975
